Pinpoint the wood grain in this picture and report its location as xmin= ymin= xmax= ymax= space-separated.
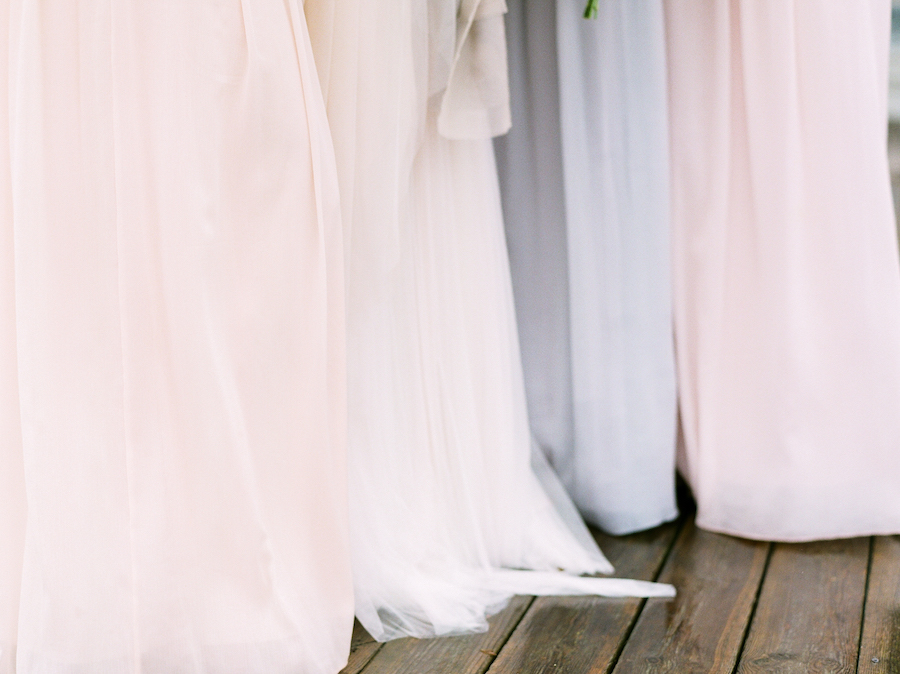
xmin=852 ymin=537 xmax=900 ymax=674
xmin=736 ymin=537 xmax=870 ymax=674
xmin=485 ymin=520 xmax=682 ymax=674
xmin=612 ymin=520 xmax=770 ymax=674
xmin=356 ymin=595 xmax=533 ymax=674
xmin=340 ymin=621 xmax=382 ymax=674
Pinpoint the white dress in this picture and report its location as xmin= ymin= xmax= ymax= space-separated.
xmin=495 ymin=0 xmax=678 ymax=535
xmin=667 ymin=0 xmax=900 ymax=540
xmin=305 ymin=0 xmax=674 ymax=642
xmin=1 ymin=2 xmax=353 ymax=672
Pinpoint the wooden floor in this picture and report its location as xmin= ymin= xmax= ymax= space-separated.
xmin=341 ymin=502 xmax=900 ymax=674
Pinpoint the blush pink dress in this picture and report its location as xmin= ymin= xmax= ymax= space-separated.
xmin=666 ymin=0 xmax=900 ymax=541
xmin=0 ymin=2 xmax=353 ymax=672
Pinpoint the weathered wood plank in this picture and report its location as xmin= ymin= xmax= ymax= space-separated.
xmin=485 ymin=520 xmax=682 ymax=674
xmin=613 ymin=520 xmax=770 ymax=674
xmin=356 ymin=595 xmax=533 ymax=674
xmin=737 ymin=537 xmax=870 ymax=674
xmin=340 ymin=621 xmax=382 ymax=674
xmin=848 ymin=537 xmax=900 ymax=674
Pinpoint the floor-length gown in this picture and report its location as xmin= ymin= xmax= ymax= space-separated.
xmin=495 ymin=0 xmax=678 ymax=535
xmin=666 ymin=0 xmax=900 ymax=541
xmin=1 ymin=2 xmax=353 ymax=672
xmin=304 ymin=0 xmax=674 ymax=642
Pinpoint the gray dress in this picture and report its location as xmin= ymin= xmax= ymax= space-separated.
xmin=496 ymin=0 xmax=678 ymax=534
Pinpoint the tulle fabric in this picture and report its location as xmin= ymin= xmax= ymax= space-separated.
xmin=666 ymin=0 xmax=900 ymax=541
xmin=1 ymin=2 xmax=353 ymax=672
xmin=305 ymin=0 xmax=674 ymax=642
xmin=496 ymin=0 xmax=678 ymax=535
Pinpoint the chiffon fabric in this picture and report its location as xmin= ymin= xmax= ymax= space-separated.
xmin=666 ymin=0 xmax=900 ymax=540
xmin=495 ymin=0 xmax=678 ymax=535
xmin=1 ymin=2 xmax=353 ymax=673
xmin=304 ymin=0 xmax=674 ymax=642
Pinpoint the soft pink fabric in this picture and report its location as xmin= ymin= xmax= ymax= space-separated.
xmin=0 ymin=2 xmax=353 ymax=672
xmin=666 ymin=0 xmax=900 ymax=541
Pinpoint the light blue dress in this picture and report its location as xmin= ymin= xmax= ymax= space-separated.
xmin=496 ymin=0 xmax=678 ymax=534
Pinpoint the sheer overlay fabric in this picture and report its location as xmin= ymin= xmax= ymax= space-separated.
xmin=666 ymin=0 xmax=900 ymax=541
xmin=496 ymin=0 xmax=678 ymax=535
xmin=0 ymin=2 xmax=353 ymax=672
xmin=305 ymin=0 xmax=674 ymax=642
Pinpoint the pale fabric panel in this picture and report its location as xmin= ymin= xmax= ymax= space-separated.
xmin=667 ymin=0 xmax=900 ymax=541
xmin=556 ymin=0 xmax=677 ymax=534
xmin=494 ymin=0 xmax=575 ymax=489
xmin=497 ymin=0 xmax=677 ymax=535
xmin=4 ymin=1 xmax=353 ymax=672
xmin=0 ymin=2 xmax=26 ymax=670
xmin=438 ymin=0 xmax=511 ymax=138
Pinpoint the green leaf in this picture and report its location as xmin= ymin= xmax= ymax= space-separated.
xmin=583 ymin=0 xmax=599 ymax=19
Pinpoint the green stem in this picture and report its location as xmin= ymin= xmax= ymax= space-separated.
xmin=583 ymin=0 xmax=599 ymax=19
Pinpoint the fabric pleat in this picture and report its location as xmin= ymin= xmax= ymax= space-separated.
xmin=1 ymin=2 xmax=354 ymax=672
xmin=666 ymin=0 xmax=900 ymax=541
